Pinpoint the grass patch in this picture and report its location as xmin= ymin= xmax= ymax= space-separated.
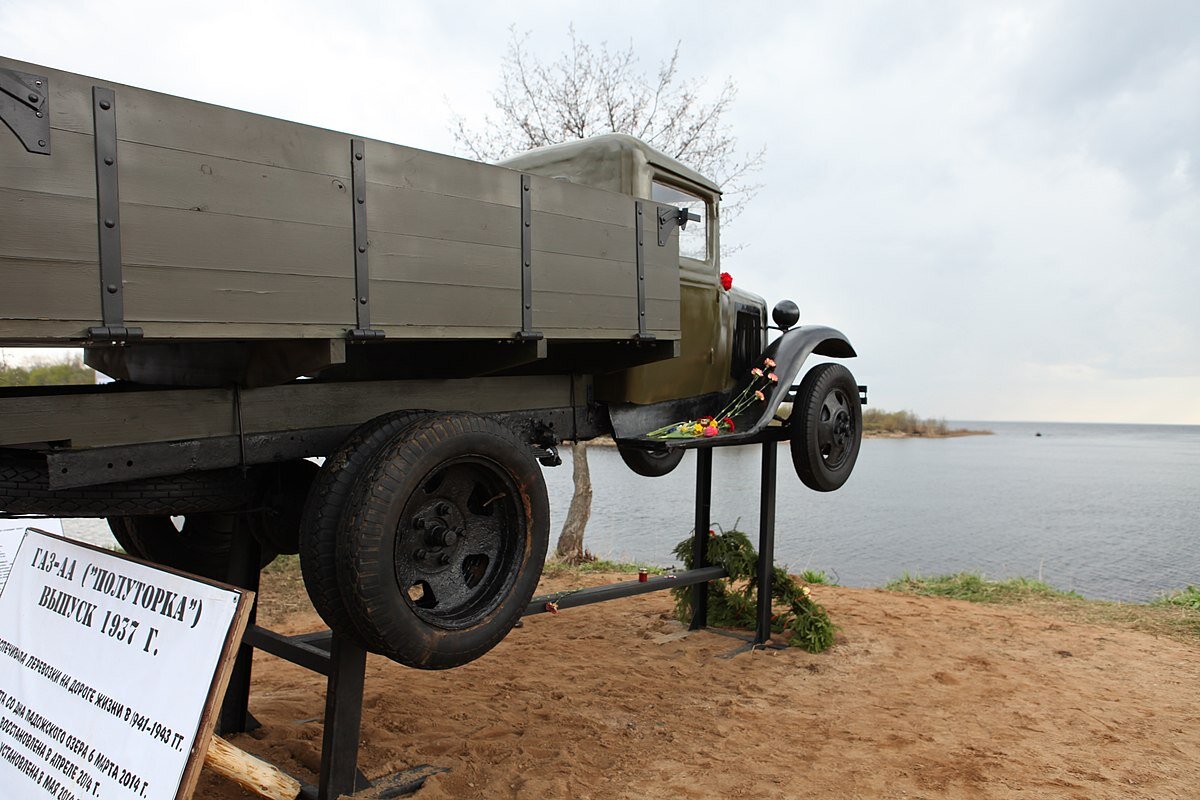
xmin=541 ymin=557 xmax=666 ymax=578
xmin=884 ymin=572 xmax=1080 ymax=603
xmin=799 ymin=569 xmax=834 ymax=585
xmin=886 ymin=572 xmax=1200 ymax=645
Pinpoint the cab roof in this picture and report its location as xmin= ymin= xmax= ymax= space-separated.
xmin=498 ymin=133 xmax=722 ymax=197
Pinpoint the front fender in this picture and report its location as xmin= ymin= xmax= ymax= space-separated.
xmin=612 ymin=325 xmax=856 ymax=448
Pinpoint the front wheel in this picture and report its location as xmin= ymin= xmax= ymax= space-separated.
xmin=617 ymin=443 xmax=685 ymax=477
xmin=789 ymin=364 xmax=862 ymax=492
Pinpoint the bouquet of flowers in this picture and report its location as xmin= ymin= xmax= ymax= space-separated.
xmin=646 ymin=357 xmax=779 ymax=439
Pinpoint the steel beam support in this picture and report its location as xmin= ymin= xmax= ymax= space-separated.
xmin=216 ymin=515 xmax=263 ymax=734
xmin=316 ymin=633 xmax=370 ymax=800
xmin=690 ymin=448 xmax=713 ymax=629
xmin=524 ymin=566 xmax=728 ymax=616
xmin=754 ymin=441 xmax=778 ymax=644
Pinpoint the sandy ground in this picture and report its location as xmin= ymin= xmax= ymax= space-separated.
xmin=196 ymin=572 xmax=1200 ymax=800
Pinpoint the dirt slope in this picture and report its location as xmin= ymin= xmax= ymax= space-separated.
xmin=196 ymin=573 xmax=1200 ymax=799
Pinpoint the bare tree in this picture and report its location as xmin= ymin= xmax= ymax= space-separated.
xmin=451 ymin=26 xmax=764 ymax=221
xmin=555 ymin=442 xmax=593 ymax=562
xmin=452 ymin=27 xmax=763 ymax=561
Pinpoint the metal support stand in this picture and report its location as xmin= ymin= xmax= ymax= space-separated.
xmin=217 ymin=515 xmax=262 ymax=735
xmin=690 ymin=448 xmax=713 ymax=629
xmin=316 ymin=634 xmax=370 ymax=799
xmin=214 ymin=518 xmax=438 ymax=798
xmin=208 ymin=435 xmax=784 ymax=796
xmin=755 ymin=441 xmax=778 ymax=645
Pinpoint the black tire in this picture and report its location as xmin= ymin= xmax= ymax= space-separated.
xmin=106 ymin=513 xmax=276 ymax=580
xmin=617 ymin=443 xmax=686 ymax=478
xmin=298 ymin=411 xmax=431 ymax=640
xmin=336 ymin=413 xmax=549 ymax=669
xmin=0 ymin=450 xmax=254 ymax=518
xmin=789 ymin=364 xmax=862 ymax=492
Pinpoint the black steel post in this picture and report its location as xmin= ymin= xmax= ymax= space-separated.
xmin=216 ymin=513 xmax=263 ymax=734
xmin=690 ymin=448 xmax=713 ymax=630
xmin=317 ymin=633 xmax=369 ymax=800
xmin=755 ymin=441 xmax=778 ymax=644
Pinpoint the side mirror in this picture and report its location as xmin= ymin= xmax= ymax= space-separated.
xmin=772 ymin=299 xmax=800 ymax=330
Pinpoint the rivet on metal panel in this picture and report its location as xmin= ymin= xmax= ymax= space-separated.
xmin=106 ymin=284 xmax=118 ymax=294
xmin=104 ymin=156 xmax=114 ymax=165
xmin=104 ymin=219 xmax=115 ymax=228
xmin=99 ymin=100 xmax=110 ymax=110
xmin=27 ymin=93 xmax=37 ymax=103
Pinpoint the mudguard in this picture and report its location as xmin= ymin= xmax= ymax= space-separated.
xmin=611 ymin=325 xmax=856 ymax=448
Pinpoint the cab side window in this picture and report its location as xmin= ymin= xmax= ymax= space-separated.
xmin=651 ymin=181 xmax=708 ymax=262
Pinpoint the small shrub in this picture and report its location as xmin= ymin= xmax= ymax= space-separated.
xmin=799 ymin=569 xmax=832 ymax=585
xmin=1154 ymin=586 xmax=1200 ymax=611
xmin=669 ymin=528 xmax=837 ymax=653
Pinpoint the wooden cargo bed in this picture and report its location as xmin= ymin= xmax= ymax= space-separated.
xmin=0 ymin=56 xmax=681 ymax=357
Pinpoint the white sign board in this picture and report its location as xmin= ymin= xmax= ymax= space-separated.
xmin=0 ymin=528 xmax=248 ymax=800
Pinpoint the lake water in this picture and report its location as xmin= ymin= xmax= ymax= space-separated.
xmin=60 ymin=421 xmax=1199 ymax=602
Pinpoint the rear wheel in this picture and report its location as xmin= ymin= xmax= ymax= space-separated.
xmin=336 ymin=413 xmax=549 ymax=669
xmin=789 ymin=363 xmax=862 ymax=492
xmin=298 ymin=411 xmax=431 ymax=639
xmin=107 ymin=513 xmax=277 ymax=581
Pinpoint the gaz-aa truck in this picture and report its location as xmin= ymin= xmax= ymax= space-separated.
xmin=0 ymin=56 xmax=862 ymax=669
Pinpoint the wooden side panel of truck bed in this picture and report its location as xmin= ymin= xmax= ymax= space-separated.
xmin=0 ymin=56 xmax=680 ymax=344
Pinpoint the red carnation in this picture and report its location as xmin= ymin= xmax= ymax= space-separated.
xmin=719 ymin=272 xmax=733 ymax=291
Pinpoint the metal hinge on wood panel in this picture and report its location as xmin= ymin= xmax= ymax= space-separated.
xmin=88 ymin=87 xmax=142 ymax=343
xmin=657 ymin=205 xmax=700 ymax=247
xmin=0 ymin=67 xmax=50 ymax=154
xmin=347 ymin=138 xmax=384 ymax=340
xmin=514 ymin=174 xmax=543 ymax=342
xmin=632 ymin=201 xmax=655 ymax=343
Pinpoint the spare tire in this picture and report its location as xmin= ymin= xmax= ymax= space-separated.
xmin=336 ymin=413 xmax=548 ymax=669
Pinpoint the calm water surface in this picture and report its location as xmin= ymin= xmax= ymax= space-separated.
xmin=62 ymin=421 xmax=1199 ymax=602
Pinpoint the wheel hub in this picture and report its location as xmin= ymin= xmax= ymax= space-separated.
xmin=409 ymin=501 xmax=465 ymax=574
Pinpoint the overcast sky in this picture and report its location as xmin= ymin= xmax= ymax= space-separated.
xmin=3 ymin=0 xmax=1197 ymax=423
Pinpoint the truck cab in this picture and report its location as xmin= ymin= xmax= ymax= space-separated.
xmin=500 ymin=134 xmax=767 ymax=406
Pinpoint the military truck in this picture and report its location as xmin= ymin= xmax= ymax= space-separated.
xmin=0 ymin=56 xmax=862 ymax=669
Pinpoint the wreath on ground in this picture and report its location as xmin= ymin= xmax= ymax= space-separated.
xmin=669 ymin=528 xmax=837 ymax=653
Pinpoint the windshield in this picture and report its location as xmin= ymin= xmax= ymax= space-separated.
xmin=651 ymin=181 xmax=708 ymax=261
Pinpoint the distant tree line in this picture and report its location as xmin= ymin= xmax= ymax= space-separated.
xmin=0 ymin=357 xmax=95 ymax=387
xmin=862 ymin=408 xmax=952 ymax=436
